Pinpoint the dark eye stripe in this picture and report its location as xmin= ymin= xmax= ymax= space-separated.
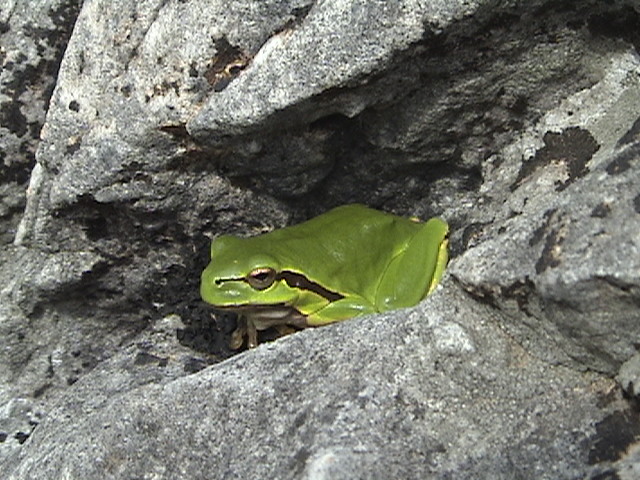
xmin=217 ymin=271 xmax=344 ymax=302
xmin=277 ymin=271 xmax=344 ymax=302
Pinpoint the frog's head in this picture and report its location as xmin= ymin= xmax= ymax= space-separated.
xmin=200 ymin=235 xmax=293 ymax=307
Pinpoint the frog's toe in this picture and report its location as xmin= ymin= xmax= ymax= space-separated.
xmin=230 ymin=324 xmax=247 ymax=350
xmin=246 ymin=322 xmax=259 ymax=349
xmin=274 ymin=324 xmax=297 ymax=337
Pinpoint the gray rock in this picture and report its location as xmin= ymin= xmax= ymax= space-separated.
xmin=618 ymin=353 xmax=640 ymax=399
xmin=451 ymin=50 xmax=640 ymax=373
xmin=615 ymin=442 xmax=640 ymax=480
xmin=2 ymin=285 xmax=629 ymax=479
xmin=2 ymin=0 xmax=640 ymax=478
xmin=187 ymin=0 xmax=481 ymax=138
xmin=0 ymin=0 xmax=81 ymax=245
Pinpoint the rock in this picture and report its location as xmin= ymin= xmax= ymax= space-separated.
xmin=618 ymin=353 xmax=640 ymax=400
xmin=451 ymin=51 xmax=640 ymax=374
xmin=614 ymin=442 xmax=640 ymax=480
xmin=1 ymin=0 xmax=640 ymax=478
xmin=2 ymin=286 xmax=630 ymax=479
xmin=0 ymin=0 xmax=81 ymax=245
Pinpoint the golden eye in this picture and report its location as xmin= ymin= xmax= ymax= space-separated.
xmin=246 ymin=267 xmax=277 ymax=290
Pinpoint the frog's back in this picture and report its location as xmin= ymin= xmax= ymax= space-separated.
xmin=262 ymin=204 xmax=422 ymax=298
xmin=272 ymin=204 xmax=418 ymax=239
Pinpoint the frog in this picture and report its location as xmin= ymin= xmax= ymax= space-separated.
xmin=200 ymin=204 xmax=449 ymax=349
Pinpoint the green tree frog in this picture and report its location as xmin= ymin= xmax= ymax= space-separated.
xmin=201 ymin=204 xmax=449 ymax=349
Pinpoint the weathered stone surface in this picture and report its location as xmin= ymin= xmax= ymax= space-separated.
xmin=451 ymin=50 xmax=640 ymax=373
xmin=187 ymin=0 xmax=480 ymax=138
xmin=618 ymin=353 xmax=640 ymax=399
xmin=1 ymin=0 xmax=639 ymax=478
xmin=2 ymin=285 xmax=630 ymax=479
xmin=0 ymin=0 xmax=81 ymax=245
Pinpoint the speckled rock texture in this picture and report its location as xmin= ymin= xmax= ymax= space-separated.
xmin=0 ymin=0 xmax=81 ymax=244
xmin=1 ymin=0 xmax=639 ymax=478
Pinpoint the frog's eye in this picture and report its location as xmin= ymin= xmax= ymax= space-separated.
xmin=246 ymin=267 xmax=277 ymax=290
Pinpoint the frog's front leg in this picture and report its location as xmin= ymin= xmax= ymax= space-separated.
xmin=230 ymin=315 xmax=249 ymax=350
xmin=230 ymin=314 xmax=264 ymax=349
xmin=230 ymin=311 xmax=307 ymax=349
xmin=375 ymin=218 xmax=449 ymax=311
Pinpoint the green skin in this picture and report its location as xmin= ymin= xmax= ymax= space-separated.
xmin=201 ymin=204 xmax=449 ymax=348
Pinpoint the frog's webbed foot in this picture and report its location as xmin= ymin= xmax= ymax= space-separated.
xmin=274 ymin=324 xmax=297 ymax=337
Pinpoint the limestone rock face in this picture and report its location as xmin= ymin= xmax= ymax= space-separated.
xmin=0 ymin=1 xmax=81 ymax=244
xmin=1 ymin=1 xmax=639 ymax=479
